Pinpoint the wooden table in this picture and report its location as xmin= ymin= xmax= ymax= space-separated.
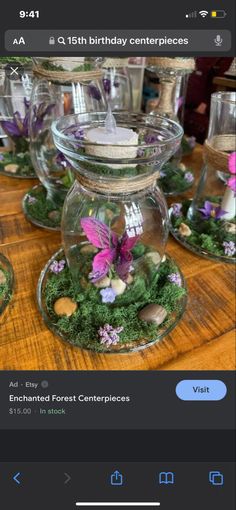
xmin=213 ymin=76 xmax=236 ymax=91
xmin=0 ymin=146 xmax=235 ymax=371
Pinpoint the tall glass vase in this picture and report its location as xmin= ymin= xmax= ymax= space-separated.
xmin=102 ymin=58 xmax=133 ymax=111
xmin=170 ymin=92 xmax=236 ymax=263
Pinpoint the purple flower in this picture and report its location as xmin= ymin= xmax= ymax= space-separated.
xmin=98 ymin=323 xmax=124 ymax=347
xmin=184 ymin=172 xmax=194 ymax=183
xmin=102 ymin=78 xmax=119 ymax=95
xmin=168 ymin=272 xmax=182 ymax=287
xmin=28 ymin=196 xmax=37 ymax=205
xmin=160 ymin=170 xmax=166 ymax=177
xmin=223 ymin=241 xmax=236 ymax=257
xmin=49 ymin=259 xmax=66 ymax=274
xmin=32 ymin=102 xmax=55 ymax=135
xmin=172 ymin=203 xmax=182 ymax=217
xmin=144 ymin=133 xmax=158 ymax=144
xmin=55 ymin=151 xmax=71 ymax=169
xmin=188 ymin=136 xmax=196 ymax=149
xmin=88 ymin=85 xmax=102 ymax=101
xmin=100 ymin=287 xmax=117 ymax=303
xmin=1 ymin=100 xmax=30 ymax=139
xmin=198 ymin=201 xmax=226 ymax=220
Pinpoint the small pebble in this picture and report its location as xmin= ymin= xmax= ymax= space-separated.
xmin=178 ymin=163 xmax=186 ymax=172
xmin=111 ymin=278 xmax=126 ymax=296
xmin=48 ymin=210 xmax=60 ymax=222
xmin=5 ymin=163 xmax=19 ymax=174
xmin=80 ymin=244 xmax=98 ymax=254
xmin=146 ymin=251 xmax=161 ymax=265
xmin=95 ymin=276 xmax=111 ymax=288
xmin=126 ymin=273 xmax=134 ymax=285
xmin=178 ymin=222 xmax=192 ymax=237
xmin=138 ymin=303 xmax=167 ymax=325
xmin=161 ymin=254 xmax=167 ymax=263
xmin=54 ymin=297 xmax=77 ymax=317
xmin=224 ymin=222 xmax=236 ymax=234
xmin=0 ymin=269 xmax=7 ymax=285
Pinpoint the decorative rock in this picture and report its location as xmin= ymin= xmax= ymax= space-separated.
xmin=161 ymin=254 xmax=166 ymax=263
xmin=138 ymin=303 xmax=168 ymax=325
xmin=54 ymin=297 xmax=77 ymax=317
xmin=146 ymin=251 xmax=161 ymax=265
xmin=178 ymin=222 xmax=192 ymax=237
xmin=178 ymin=163 xmax=186 ymax=172
xmin=224 ymin=222 xmax=236 ymax=234
xmin=126 ymin=273 xmax=134 ymax=285
xmin=0 ymin=269 xmax=7 ymax=285
xmin=111 ymin=278 xmax=126 ymax=296
xmin=80 ymin=244 xmax=98 ymax=254
xmin=95 ymin=276 xmax=111 ymax=288
xmin=5 ymin=163 xmax=19 ymax=174
xmin=48 ymin=210 xmax=60 ymax=222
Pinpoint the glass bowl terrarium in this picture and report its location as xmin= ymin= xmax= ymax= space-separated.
xmin=146 ymin=57 xmax=196 ymax=196
xmin=23 ymin=57 xmax=107 ymax=230
xmin=102 ymin=58 xmax=133 ymax=111
xmin=0 ymin=94 xmax=35 ymax=178
xmin=170 ymin=92 xmax=236 ymax=263
xmin=37 ymin=110 xmax=187 ymax=353
xmin=0 ymin=253 xmax=14 ymax=317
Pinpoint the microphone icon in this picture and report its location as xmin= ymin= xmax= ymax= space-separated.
xmin=214 ymin=34 xmax=223 ymax=46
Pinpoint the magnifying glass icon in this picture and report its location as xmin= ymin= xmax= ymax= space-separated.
xmin=58 ymin=36 xmax=66 ymax=45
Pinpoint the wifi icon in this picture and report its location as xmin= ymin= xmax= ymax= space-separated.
xmin=199 ymin=10 xmax=209 ymax=17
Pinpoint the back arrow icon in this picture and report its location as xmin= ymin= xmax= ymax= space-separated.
xmin=13 ymin=472 xmax=21 ymax=485
xmin=64 ymin=473 xmax=71 ymax=484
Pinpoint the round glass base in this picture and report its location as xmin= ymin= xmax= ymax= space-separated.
xmin=169 ymin=203 xmax=236 ymax=264
xmin=22 ymin=184 xmax=62 ymax=231
xmin=0 ymin=253 xmax=14 ymax=316
xmin=0 ymin=151 xmax=36 ymax=179
xmin=37 ymin=248 xmax=187 ymax=354
xmin=159 ymin=164 xmax=194 ymax=197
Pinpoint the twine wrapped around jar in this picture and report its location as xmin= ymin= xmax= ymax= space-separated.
xmin=203 ymin=135 xmax=235 ymax=173
xmin=76 ymin=169 xmax=161 ymax=194
xmin=147 ymin=57 xmax=195 ymax=72
xmin=103 ymin=58 xmax=129 ymax=68
xmin=33 ymin=59 xmax=103 ymax=83
xmin=153 ymin=78 xmax=176 ymax=115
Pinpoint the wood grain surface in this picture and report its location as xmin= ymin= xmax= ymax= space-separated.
xmin=0 ymin=146 xmax=235 ymax=371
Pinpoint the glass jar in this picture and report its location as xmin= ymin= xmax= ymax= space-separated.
xmin=171 ymin=92 xmax=236 ymax=263
xmin=37 ymin=111 xmax=187 ymax=353
xmin=0 ymin=58 xmax=33 ymax=98
xmin=146 ymin=57 xmax=195 ymax=195
xmin=28 ymin=57 xmax=107 ymax=226
xmin=0 ymin=94 xmax=35 ymax=178
xmin=102 ymin=58 xmax=133 ymax=111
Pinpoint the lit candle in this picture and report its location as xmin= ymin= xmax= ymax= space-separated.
xmin=85 ymin=106 xmax=138 ymax=165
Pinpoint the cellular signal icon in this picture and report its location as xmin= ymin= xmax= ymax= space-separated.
xmin=199 ymin=10 xmax=209 ymax=17
xmin=186 ymin=11 xmax=197 ymax=18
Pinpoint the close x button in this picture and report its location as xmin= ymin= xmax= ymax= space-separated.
xmin=176 ymin=380 xmax=227 ymax=401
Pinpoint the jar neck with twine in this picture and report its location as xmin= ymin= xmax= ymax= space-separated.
xmin=203 ymin=135 xmax=235 ymax=174
xmin=33 ymin=59 xmax=104 ymax=84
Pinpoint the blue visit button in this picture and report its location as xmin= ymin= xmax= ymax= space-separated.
xmin=176 ymin=380 xmax=227 ymax=401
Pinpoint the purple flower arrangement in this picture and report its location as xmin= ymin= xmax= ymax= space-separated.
xmin=198 ymin=201 xmax=226 ymax=221
xmin=31 ymin=102 xmax=55 ymax=136
xmin=98 ymin=324 xmax=124 ymax=347
xmin=0 ymin=98 xmax=30 ymax=139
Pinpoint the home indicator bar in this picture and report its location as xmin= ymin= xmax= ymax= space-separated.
xmin=75 ymin=504 xmax=161 ymax=507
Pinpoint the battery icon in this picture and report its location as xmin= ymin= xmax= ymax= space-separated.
xmin=211 ymin=10 xmax=227 ymax=18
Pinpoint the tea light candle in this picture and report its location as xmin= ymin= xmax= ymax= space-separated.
xmin=85 ymin=106 xmax=138 ymax=163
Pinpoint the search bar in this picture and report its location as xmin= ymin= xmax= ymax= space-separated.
xmin=5 ymin=29 xmax=231 ymax=52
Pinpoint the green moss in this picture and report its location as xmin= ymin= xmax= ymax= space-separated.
xmin=171 ymin=198 xmax=236 ymax=258
xmin=24 ymin=187 xmax=62 ymax=228
xmin=159 ymin=163 xmax=194 ymax=194
xmin=42 ymin=252 xmax=186 ymax=351
xmin=0 ymin=57 xmax=32 ymax=64
xmin=0 ymin=151 xmax=35 ymax=177
xmin=0 ymin=266 xmax=11 ymax=304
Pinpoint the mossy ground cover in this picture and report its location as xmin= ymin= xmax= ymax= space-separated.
xmin=171 ymin=199 xmax=236 ymax=259
xmin=159 ymin=163 xmax=194 ymax=195
xmin=42 ymin=246 xmax=186 ymax=352
xmin=0 ymin=265 xmax=12 ymax=313
xmin=0 ymin=151 xmax=35 ymax=177
xmin=24 ymin=186 xmax=63 ymax=229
